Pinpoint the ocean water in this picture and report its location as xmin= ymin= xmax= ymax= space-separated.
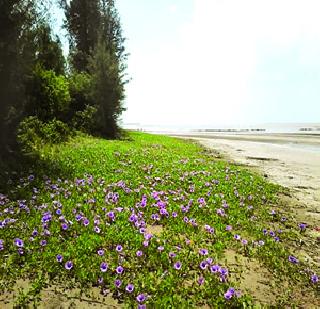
xmin=122 ymin=122 xmax=320 ymax=135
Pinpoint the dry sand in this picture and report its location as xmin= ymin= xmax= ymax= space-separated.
xmin=172 ymin=133 xmax=320 ymax=220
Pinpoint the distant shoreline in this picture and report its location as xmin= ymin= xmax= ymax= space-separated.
xmin=168 ymin=132 xmax=320 ymax=149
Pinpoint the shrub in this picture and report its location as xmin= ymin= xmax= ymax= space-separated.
xmin=40 ymin=119 xmax=71 ymax=144
xmin=68 ymin=73 xmax=92 ymax=116
xmin=17 ymin=116 xmax=44 ymax=153
xmin=17 ymin=116 xmax=71 ymax=154
xmin=72 ymin=104 xmax=97 ymax=133
xmin=26 ymin=65 xmax=71 ymax=122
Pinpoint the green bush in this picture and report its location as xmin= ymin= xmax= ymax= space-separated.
xmin=26 ymin=65 xmax=71 ymax=121
xmin=17 ymin=116 xmax=44 ymax=153
xmin=41 ymin=119 xmax=71 ymax=144
xmin=72 ymin=104 xmax=97 ymax=133
xmin=17 ymin=116 xmax=71 ymax=153
xmin=68 ymin=73 xmax=92 ymax=114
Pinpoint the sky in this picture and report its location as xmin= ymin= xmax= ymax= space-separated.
xmin=53 ymin=1 xmax=320 ymax=128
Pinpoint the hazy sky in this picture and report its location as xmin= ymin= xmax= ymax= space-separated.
xmin=116 ymin=0 xmax=320 ymax=127
xmin=52 ymin=1 xmax=320 ymax=127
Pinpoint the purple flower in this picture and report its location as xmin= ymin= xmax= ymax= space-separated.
xmin=116 ymin=266 xmax=124 ymax=274
xmin=116 ymin=245 xmax=123 ymax=252
xmin=234 ymin=234 xmax=241 ymax=240
xmin=56 ymin=209 xmax=62 ymax=215
xmin=157 ymin=246 xmax=164 ymax=252
xmin=226 ymin=225 xmax=232 ymax=231
xmin=288 ymin=255 xmax=299 ymax=264
xmin=14 ymin=238 xmax=24 ymax=248
xmin=298 ymin=223 xmax=307 ymax=231
xmin=56 ymin=254 xmax=63 ymax=263
xmin=219 ymin=268 xmax=228 ymax=276
xmin=144 ymin=233 xmax=152 ymax=240
xmin=169 ymin=252 xmax=176 ymax=258
xmin=114 ymin=279 xmax=122 ymax=288
xmin=200 ymin=261 xmax=207 ymax=270
xmin=65 ymin=261 xmax=73 ymax=270
xmin=61 ymin=223 xmax=68 ymax=230
xmin=83 ymin=218 xmax=89 ymax=226
xmin=40 ymin=239 xmax=47 ymax=246
xmin=98 ymin=277 xmax=104 ymax=285
xmin=241 ymin=239 xmax=248 ymax=245
xmin=227 ymin=287 xmax=235 ymax=295
xmin=174 ymin=262 xmax=182 ymax=270
xmin=100 ymin=262 xmax=108 ymax=272
xmin=136 ymin=250 xmax=143 ymax=257
xmin=206 ymin=257 xmax=213 ymax=264
xmin=125 ymin=283 xmax=134 ymax=293
xmin=143 ymin=240 xmax=149 ymax=247
xmin=138 ymin=305 xmax=146 ymax=309
xmin=198 ymin=277 xmax=205 ymax=285
xmin=210 ymin=264 xmax=220 ymax=273
xmin=311 ymin=274 xmax=318 ymax=283
xmin=199 ymin=248 xmax=208 ymax=255
xmin=172 ymin=212 xmax=178 ymax=218
xmin=107 ymin=211 xmax=115 ymax=220
xmin=32 ymin=229 xmax=38 ymax=237
xmin=97 ymin=249 xmax=105 ymax=256
xmin=136 ymin=293 xmax=146 ymax=303
xmin=224 ymin=288 xmax=235 ymax=300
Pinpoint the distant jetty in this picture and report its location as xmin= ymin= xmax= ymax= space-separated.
xmin=195 ymin=128 xmax=266 ymax=133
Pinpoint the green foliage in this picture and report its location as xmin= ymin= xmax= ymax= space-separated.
xmin=68 ymin=72 xmax=92 ymax=114
xmin=0 ymin=0 xmax=38 ymax=152
xmin=63 ymin=0 xmax=101 ymax=72
xmin=26 ymin=66 xmax=71 ymax=122
xmin=88 ymin=37 xmax=125 ymax=138
xmin=63 ymin=0 xmax=127 ymax=138
xmin=17 ymin=116 xmax=71 ymax=153
xmin=1 ymin=133 xmax=318 ymax=308
xmin=17 ymin=116 xmax=44 ymax=153
xmin=72 ymin=105 xmax=98 ymax=133
xmin=34 ymin=22 xmax=66 ymax=75
xmin=40 ymin=118 xmax=71 ymax=144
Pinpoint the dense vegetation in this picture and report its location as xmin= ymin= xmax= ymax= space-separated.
xmin=0 ymin=0 xmax=127 ymax=160
xmin=0 ymin=133 xmax=319 ymax=308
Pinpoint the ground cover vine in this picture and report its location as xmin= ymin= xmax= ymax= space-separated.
xmin=0 ymin=133 xmax=318 ymax=308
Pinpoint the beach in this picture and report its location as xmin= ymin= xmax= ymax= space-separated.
xmin=172 ymin=133 xmax=320 ymax=264
xmin=172 ymin=133 xmax=320 ymax=221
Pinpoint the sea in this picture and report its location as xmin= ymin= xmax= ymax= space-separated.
xmin=122 ymin=122 xmax=320 ymax=135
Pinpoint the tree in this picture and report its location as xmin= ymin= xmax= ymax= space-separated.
xmin=88 ymin=37 xmax=125 ymax=138
xmin=0 ymin=0 xmax=37 ymax=153
xmin=63 ymin=0 xmax=127 ymax=138
xmin=63 ymin=0 xmax=101 ymax=72
xmin=34 ymin=22 xmax=66 ymax=75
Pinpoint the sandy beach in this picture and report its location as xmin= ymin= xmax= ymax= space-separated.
xmin=172 ymin=132 xmax=320 ymax=265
